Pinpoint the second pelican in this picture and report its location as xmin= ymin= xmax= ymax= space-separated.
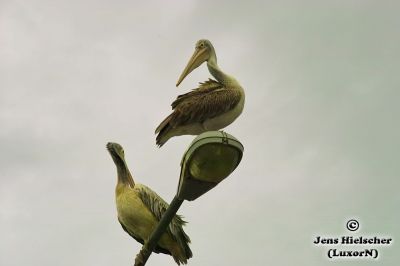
xmin=107 ymin=142 xmax=192 ymax=265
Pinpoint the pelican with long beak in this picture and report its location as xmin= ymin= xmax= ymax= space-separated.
xmin=106 ymin=142 xmax=192 ymax=265
xmin=155 ymin=39 xmax=245 ymax=147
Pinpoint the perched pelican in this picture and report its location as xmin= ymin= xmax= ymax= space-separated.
xmin=155 ymin=39 xmax=245 ymax=147
xmin=106 ymin=142 xmax=192 ymax=265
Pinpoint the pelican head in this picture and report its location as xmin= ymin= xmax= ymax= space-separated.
xmin=176 ymin=39 xmax=215 ymax=87
xmin=107 ymin=142 xmax=135 ymax=187
xmin=106 ymin=142 xmax=125 ymax=165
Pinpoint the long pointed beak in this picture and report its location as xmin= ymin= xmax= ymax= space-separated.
xmin=176 ymin=47 xmax=209 ymax=87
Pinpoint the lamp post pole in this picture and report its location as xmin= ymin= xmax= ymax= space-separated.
xmin=134 ymin=196 xmax=184 ymax=266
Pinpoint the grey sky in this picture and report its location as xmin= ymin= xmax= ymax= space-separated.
xmin=1 ymin=1 xmax=399 ymax=265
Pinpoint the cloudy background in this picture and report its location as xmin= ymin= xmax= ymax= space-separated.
xmin=1 ymin=1 xmax=399 ymax=265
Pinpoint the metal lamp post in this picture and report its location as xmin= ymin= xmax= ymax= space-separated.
xmin=134 ymin=131 xmax=243 ymax=266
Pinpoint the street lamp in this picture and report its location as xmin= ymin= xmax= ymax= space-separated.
xmin=177 ymin=131 xmax=244 ymax=200
xmin=134 ymin=131 xmax=244 ymax=266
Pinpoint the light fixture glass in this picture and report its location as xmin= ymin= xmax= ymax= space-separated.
xmin=188 ymin=143 xmax=241 ymax=182
xmin=177 ymin=131 xmax=244 ymax=201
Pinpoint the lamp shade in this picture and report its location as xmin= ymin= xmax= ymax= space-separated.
xmin=177 ymin=131 xmax=244 ymax=201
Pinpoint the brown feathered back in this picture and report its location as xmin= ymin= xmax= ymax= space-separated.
xmin=155 ymin=79 xmax=241 ymax=146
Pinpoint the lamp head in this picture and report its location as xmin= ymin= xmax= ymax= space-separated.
xmin=177 ymin=131 xmax=244 ymax=201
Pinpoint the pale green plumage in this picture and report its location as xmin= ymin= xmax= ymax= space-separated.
xmin=106 ymin=142 xmax=192 ymax=265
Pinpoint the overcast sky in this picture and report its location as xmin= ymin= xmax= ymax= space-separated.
xmin=1 ymin=1 xmax=399 ymax=265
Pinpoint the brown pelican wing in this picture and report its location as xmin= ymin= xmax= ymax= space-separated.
xmin=171 ymin=79 xmax=223 ymax=109
xmin=155 ymin=79 xmax=224 ymax=135
xmin=157 ymin=79 xmax=241 ymax=132
xmin=137 ymin=184 xmax=193 ymax=259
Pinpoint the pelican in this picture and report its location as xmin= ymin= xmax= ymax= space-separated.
xmin=106 ymin=142 xmax=192 ymax=265
xmin=155 ymin=39 xmax=245 ymax=147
